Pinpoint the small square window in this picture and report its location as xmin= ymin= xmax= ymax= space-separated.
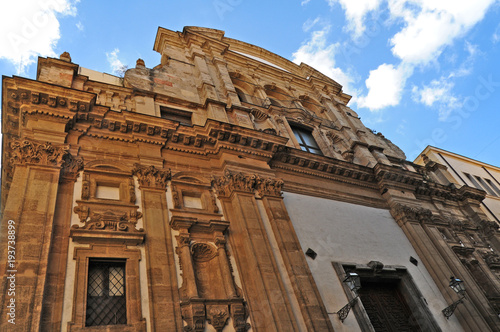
xmin=86 ymin=260 xmax=126 ymax=326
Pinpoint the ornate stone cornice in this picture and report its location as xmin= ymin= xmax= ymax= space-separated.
xmin=9 ymin=139 xmax=69 ymax=167
xmin=415 ymin=181 xmax=486 ymax=203
xmin=132 ymin=164 xmax=171 ymax=189
xmin=374 ymin=163 xmax=424 ymax=190
xmin=391 ymin=203 xmax=433 ymax=226
xmin=271 ymin=148 xmax=377 ymax=188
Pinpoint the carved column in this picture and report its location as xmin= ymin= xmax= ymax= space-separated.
xmin=41 ymin=154 xmax=84 ymax=331
xmin=256 ymin=177 xmax=334 ymax=332
xmin=0 ymin=139 xmax=68 ymax=331
xmin=176 ymin=229 xmax=199 ymax=299
xmin=214 ymin=234 xmax=237 ymax=299
xmin=132 ymin=164 xmax=183 ymax=331
xmin=212 ymin=170 xmax=298 ymax=331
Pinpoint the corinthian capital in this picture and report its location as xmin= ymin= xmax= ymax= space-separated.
xmin=132 ymin=164 xmax=171 ymax=189
xmin=9 ymin=139 xmax=69 ymax=167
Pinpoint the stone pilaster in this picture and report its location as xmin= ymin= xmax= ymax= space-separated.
xmin=132 ymin=164 xmax=183 ymax=331
xmin=41 ymin=154 xmax=83 ymax=331
xmin=213 ymin=170 xmax=298 ymax=331
xmin=258 ymin=179 xmax=334 ymax=332
xmin=0 ymin=139 xmax=68 ymax=331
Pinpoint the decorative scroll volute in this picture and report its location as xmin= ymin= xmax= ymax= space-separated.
xmin=132 ymin=164 xmax=171 ymax=189
xmin=71 ymin=210 xmax=143 ymax=233
xmin=391 ymin=203 xmax=432 ymax=226
xmin=9 ymin=139 xmax=69 ymax=167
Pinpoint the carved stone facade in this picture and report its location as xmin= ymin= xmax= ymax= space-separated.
xmin=1 ymin=26 xmax=500 ymax=331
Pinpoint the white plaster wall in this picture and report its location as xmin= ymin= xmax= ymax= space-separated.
xmin=61 ymin=172 xmax=85 ymax=331
xmin=283 ymin=192 xmax=464 ymax=332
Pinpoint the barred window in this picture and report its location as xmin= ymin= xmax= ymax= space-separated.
xmin=86 ymin=260 xmax=126 ymax=326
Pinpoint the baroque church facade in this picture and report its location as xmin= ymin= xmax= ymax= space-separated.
xmin=1 ymin=26 xmax=500 ymax=331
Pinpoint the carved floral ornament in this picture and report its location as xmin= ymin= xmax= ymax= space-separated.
xmin=72 ymin=207 xmax=143 ymax=233
xmin=132 ymin=163 xmax=171 ymax=189
xmin=211 ymin=170 xmax=284 ymax=198
xmin=9 ymin=139 xmax=69 ymax=167
xmin=391 ymin=203 xmax=432 ymax=225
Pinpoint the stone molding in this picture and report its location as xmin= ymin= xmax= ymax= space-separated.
xmin=132 ymin=164 xmax=171 ymax=189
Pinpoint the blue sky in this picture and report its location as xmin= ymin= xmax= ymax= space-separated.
xmin=1 ymin=0 xmax=500 ymax=166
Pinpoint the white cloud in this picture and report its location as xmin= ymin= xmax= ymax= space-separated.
xmin=323 ymin=0 xmax=496 ymax=112
xmin=493 ymin=23 xmax=500 ymax=43
xmin=76 ymin=21 xmax=84 ymax=31
xmin=301 ymin=0 xmax=312 ymax=5
xmin=302 ymin=17 xmax=321 ymax=32
xmin=106 ymin=48 xmax=127 ymax=75
xmin=356 ymin=63 xmax=412 ymax=110
xmin=412 ymin=77 xmax=462 ymax=120
xmin=292 ymin=26 xmax=355 ymax=94
xmin=388 ymin=0 xmax=496 ymax=65
xmin=0 ymin=0 xmax=78 ymax=74
xmin=327 ymin=0 xmax=383 ymax=38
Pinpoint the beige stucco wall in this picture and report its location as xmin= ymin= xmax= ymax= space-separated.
xmin=283 ymin=192 xmax=464 ymax=332
xmin=422 ymin=150 xmax=500 ymax=222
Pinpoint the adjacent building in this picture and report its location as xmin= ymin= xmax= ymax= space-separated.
xmin=1 ymin=26 xmax=500 ymax=331
xmin=415 ymin=146 xmax=500 ymax=223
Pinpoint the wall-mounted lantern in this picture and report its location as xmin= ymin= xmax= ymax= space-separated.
xmin=442 ymin=276 xmax=466 ymax=319
xmin=337 ymin=272 xmax=361 ymax=323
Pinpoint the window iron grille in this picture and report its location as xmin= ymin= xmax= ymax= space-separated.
xmin=86 ymin=260 xmax=127 ymax=326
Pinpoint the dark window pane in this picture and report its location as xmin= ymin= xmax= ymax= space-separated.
xmin=160 ymin=107 xmax=192 ymax=126
xmin=86 ymin=260 xmax=126 ymax=326
xmin=291 ymin=125 xmax=322 ymax=155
